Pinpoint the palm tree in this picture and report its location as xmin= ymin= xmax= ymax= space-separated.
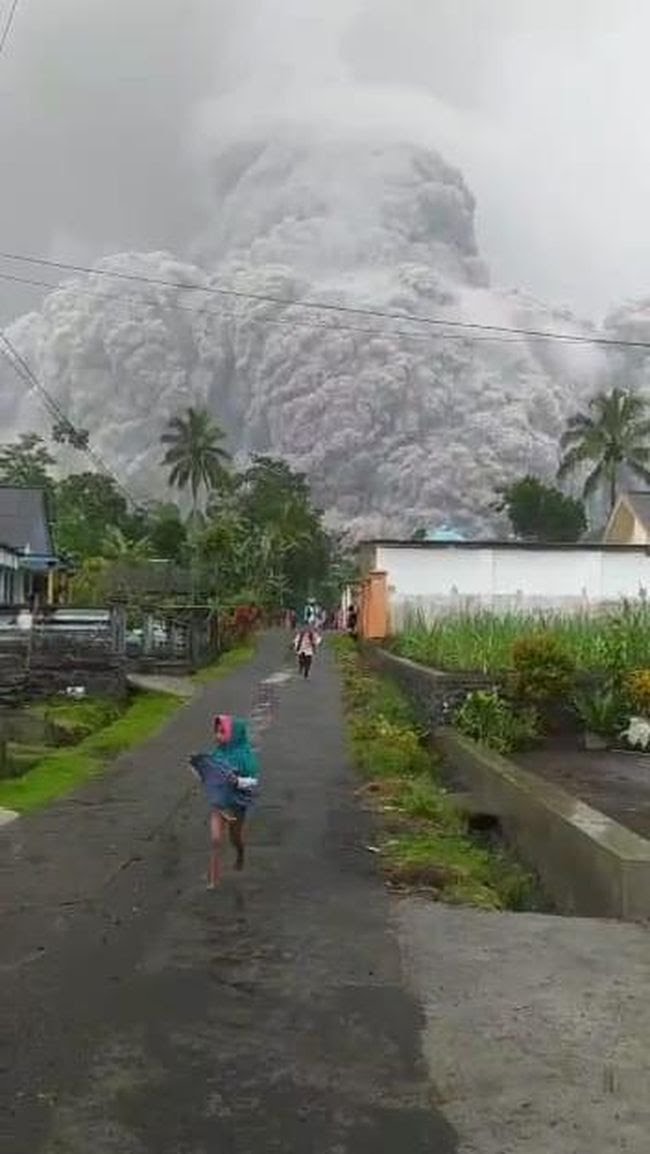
xmin=558 ymin=387 xmax=650 ymax=513
xmin=160 ymin=407 xmax=230 ymax=518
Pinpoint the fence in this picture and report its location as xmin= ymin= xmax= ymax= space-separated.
xmin=125 ymin=606 xmax=220 ymax=674
xmin=0 ymin=603 xmax=223 ymax=700
xmin=0 ymin=606 xmax=127 ymax=701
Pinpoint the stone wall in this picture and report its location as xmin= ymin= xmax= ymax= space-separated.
xmin=0 ymin=637 xmax=126 ymax=701
xmin=362 ymin=644 xmax=491 ymax=730
xmin=27 ymin=651 xmax=127 ymax=700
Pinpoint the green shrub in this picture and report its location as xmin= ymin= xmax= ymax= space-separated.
xmin=455 ymin=690 xmax=540 ymax=754
xmin=573 ymin=687 xmax=627 ymax=738
xmin=625 ymin=669 xmax=650 ymax=715
xmin=510 ymin=633 xmax=575 ymax=704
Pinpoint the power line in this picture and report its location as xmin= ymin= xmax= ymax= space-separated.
xmin=0 ymin=0 xmax=22 ymax=59
xmin=1 ymin=247 xmax=649 ymax=351
xmin=0 ymin=255 xmax=646 ymax=353
xmin=0 ymin=330 xmax=141 ymax=507
xmin=0 ymin=268 xmax=528 ymax=347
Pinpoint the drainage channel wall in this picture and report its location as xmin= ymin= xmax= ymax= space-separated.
xmin=367 ymin=645 xmax=650 ymax=920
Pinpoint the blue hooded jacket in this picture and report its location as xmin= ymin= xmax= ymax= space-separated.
xmin=191 ymin=718 xmax=260 ymax=812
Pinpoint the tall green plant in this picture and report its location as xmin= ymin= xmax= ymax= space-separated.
xmin=160 ymin=407 xmax=230 ymax=515
xmin=394 ymin=604 xmax=650 ymax=675
xmin=455 ymin=690 xmax=540 ymax=754
xmin=161 ymin=407 xmax=231 ymax=601
xmin=558 ymin=387 xmax=650 ymax=512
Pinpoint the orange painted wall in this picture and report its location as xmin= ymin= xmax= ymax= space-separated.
xmin=359 ymin=570 xmax=388 ymax=640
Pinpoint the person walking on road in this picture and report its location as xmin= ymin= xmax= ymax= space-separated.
xmin=346 ymin=603 xmax=359 ymax=640
xmin=294 ymin=624 xmax=318 ymax=679
xmin=190 ymin=714 xmax=260 ymax=888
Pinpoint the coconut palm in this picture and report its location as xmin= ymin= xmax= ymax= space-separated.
xmin=558 ymin=387 xmax=650 ymax=512
xmin=160 ymin=407 xmax=230 ymax=516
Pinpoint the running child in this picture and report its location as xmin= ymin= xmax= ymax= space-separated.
xmin=189 ymin=714 xmax=260 ymax=888
xmin=293 ymin=624 xmax=318 ymax=678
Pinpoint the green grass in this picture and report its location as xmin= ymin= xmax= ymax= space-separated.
xmin=0 ymin=691 xmax=182 ymax=813
xmin=2 ymin=742 xmax=53 ymax=777
xmin=29 ymin=698 xmax=123 ymax=744
xmin=335 ymin=635 xmax=539 ymax=911
xmin=383 ymin=829 xmax=535 ymax=911
xmin=390 ymin=602 xmax=650 ymax=674
xmin=192 ymin=642 xmax=256 ymax=684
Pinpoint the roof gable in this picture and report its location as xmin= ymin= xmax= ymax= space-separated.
xmin=622 ymin=492 xmax=650 ymax=532
xmin=0 ymin=486 xmax=53 ymax=555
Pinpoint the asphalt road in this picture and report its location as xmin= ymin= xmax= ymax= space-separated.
xmin=0 ymin=633 xmax=456 ymax=1153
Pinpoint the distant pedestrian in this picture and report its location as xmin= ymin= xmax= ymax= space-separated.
xmin=346 ymin=603 xmax=358 ymax=640
xmin=294 ymin=625 xmax=318 ymax=679
xmin=189 ymin=714 xmax=260 ymax=888
xmin=303 ymin=598 xmax=321 ymax=627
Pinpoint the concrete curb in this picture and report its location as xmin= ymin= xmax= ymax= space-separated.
xmin=437 ymin=728 xmax=650 ymax=920
xmin=0 ymin=807 xmax=18 ymax=828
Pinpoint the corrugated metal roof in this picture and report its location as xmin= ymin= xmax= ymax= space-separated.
xmin=0 ymin=487 xmax=53 ymax=555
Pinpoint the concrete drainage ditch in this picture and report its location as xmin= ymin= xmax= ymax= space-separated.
xmin=437 ymin=727 xmax=650 ymax=921
xmin=367 ymin=645 xmax=650 ymax=921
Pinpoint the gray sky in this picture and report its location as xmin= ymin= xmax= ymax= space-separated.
xmin=0 ymin=0 xmax=648 ymax=320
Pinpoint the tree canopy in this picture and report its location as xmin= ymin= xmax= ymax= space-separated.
xmin=495 ymin=476 xmax=587 ymax=542
xmin=54 ymin=472 xmax=130 ymax=559
xmin=558 ymin=387 xmax=650 ymax=512
xmin=0 ymin=433 xmax=55 ymax=489
xmin=197 ymin=454 xmax=333 ymax=609
xmin=160 ymin=407 xmax=230 ymax=510
xmin=0 ymin=419 xmax=362 ymax=614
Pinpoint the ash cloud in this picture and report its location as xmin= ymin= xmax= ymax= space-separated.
xmin=1 ymin=1 xmax=649 ymax=534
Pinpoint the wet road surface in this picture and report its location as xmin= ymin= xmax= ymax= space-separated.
xmin=0 ymin=633 xmax=456 ymax=1153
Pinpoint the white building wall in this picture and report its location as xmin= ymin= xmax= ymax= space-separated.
xmin=490 ymin=549 xmax=604 ymax=600
xmin=375 ymin=545 xmax=494 ymax=599
xmin=601 ymin=551 xmax=650 ymax=600
xmin=0 ymin=549 xmax=20 ymax=606
xmin=372 ymin=544 xmax=650 ymax=626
